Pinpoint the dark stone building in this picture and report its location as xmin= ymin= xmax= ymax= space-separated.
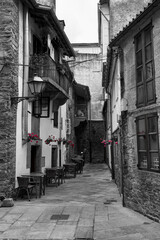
xmin=0 ymin=0 xmax=19 ymax=196
xmin=103 ymin=0 xmax=160 ymax=222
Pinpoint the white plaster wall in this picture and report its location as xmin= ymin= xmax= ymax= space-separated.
xmin=40 ymin=102 xmax=67 ymax=170
xmin=16 ymin=3 xmax=29 ymax=187
xmin=100 ymin=3 xmax=110 ymax=61
xmin=60 ymin=104 xmax=67 ymax=165
xmin=111 ymin=58 xmax=121 ymax=133
xmin=16 ymin=3 xmax=67 ymax=183
xmin=73 ymin=46 xmax=101 ymax=54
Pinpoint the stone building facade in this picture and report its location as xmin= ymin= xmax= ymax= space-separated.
xmin=0 ymin=0 xmax=75 ymax=197
xmin=104 ymin=0 xmax=160 ymax=221
xmin=109 ymin=0 xmax=152 ymax=40
xmin=0 ymin=0 xmax=19 ymax=196
xmin=70 ymin=43 xmax=105 ymax=163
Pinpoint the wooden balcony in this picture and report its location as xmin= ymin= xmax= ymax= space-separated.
xmin=29 ymin=54 xmax=72 ymax=96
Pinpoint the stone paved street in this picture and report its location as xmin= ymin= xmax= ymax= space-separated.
xmin=0 ymin=164 xmax=160 ymax=240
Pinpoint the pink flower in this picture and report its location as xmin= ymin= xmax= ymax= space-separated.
xmin=108 ymin=140 xmax=112 ymax=143
xmin=36 ymin=141 xmax=38 ymax=143
xmin=101 ymin=140 xmax=106 ymax=144
xmin=30 ymin=140 xmax=32 ymax=142
xmin=115 ymin=142 xmax=118 ymax=144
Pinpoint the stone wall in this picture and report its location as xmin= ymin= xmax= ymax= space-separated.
xmin=0 ymin=0 xmax=19 ymax=197
xmin=109 ymin=0 xmax=152 ymax=39
xmin=36 ymin=0 xmax=55 ymax=8
xmin=71 ymin=45 xmax=103 ymax=121
xmin=90 ymin=121 xmax=105 ymax=163
xmin=115 ymin=7 xmax=160 ymax=222
xmin=112 ymin=129 xmax=122 ymax=194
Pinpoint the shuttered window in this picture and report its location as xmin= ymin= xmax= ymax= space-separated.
xmin=137 ymin=113 xmax=159 ymax=172
xmin=135 ymin=24 xmax=156 ymax=107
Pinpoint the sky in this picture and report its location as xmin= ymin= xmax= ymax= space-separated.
xmin=56 ymin=0 xmax=99 ymax=43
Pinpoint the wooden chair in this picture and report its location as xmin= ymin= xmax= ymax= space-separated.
xmin=45 ymin=169 xmax=58 ymax=187
xmin=16 ymin=177 xmax=37 ymax=201
xmin=57 ymin=167 xmax=65 ymax=185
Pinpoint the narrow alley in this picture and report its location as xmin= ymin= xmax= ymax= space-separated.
xmin=0 ymin=164 xmax=160 ymax=240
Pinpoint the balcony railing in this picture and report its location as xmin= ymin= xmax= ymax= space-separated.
xmin=29 ymin=54 xmax=71 ymax=94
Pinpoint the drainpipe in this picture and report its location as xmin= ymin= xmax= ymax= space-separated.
xmin=89 ymin=101 xmax=92 ymax=163
xmin=106 ymin=90 xmax=115 ymax=179
xmin=120 ymin=119 xmax=125 ymax=206
xmin=22 ymin=6 xmax=29 ymax=138
xmin=59 ymin=107 xmax=62 ymax=167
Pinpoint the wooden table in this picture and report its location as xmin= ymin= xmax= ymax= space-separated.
xmin=21 ymin=172 xmax=45 ymax=198
xmin=45 ymin=167 xmax=65 ymax=186
xmin=63 ymin=163 xmax=77 ymax=178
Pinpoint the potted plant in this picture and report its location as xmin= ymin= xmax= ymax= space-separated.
xmin=27 ymin=133 xmax=40 ymax=143
xmin=45 ymin=135 xmax=55 ymax=145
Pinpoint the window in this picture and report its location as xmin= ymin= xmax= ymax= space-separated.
xmin=33 ymin=98 xmax=50 ymax=118
xmin=33 ymin=35 xmax=42 ymax=54
xmin=137 ymin=113 xmax=159 ymax=171
xmin=135 ymin=24 xmax=155 ymax=107
xmin=53 ymin=111 xmax=58 ymax=128
xmin=66 ymin=118 xmax=71 ymax=135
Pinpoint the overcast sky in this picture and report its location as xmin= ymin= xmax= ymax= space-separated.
xmin=56 ymin=0 xmax=99 ymax=43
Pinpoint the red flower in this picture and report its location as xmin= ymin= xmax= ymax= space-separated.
xmin=36 ymin=141 xmax=38 ymax=143
xmin=115 ymin=141 xmax=118 ymax=144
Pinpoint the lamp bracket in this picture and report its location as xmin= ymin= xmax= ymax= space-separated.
xmin=11 ymin=96 xmax=36 ymax=105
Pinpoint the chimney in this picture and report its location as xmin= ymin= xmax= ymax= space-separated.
xmin=59 ymin=20 xmax=65 ymax=30
xmin=36 ymin=0 xmax=56 ymax=11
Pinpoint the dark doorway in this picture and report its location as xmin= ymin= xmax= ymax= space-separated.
xmin=52 ymin=146 xmax=57 ymax=167
xmin=31 ymin=146 xmax=41 ymax=173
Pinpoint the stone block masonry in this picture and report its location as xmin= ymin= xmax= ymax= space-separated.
xmin=0 ymin=0 xmax=19 ymax=197
xmin=109 ymin=0 xmax=151 ymax=39
xmin=36 ymin=0 xmax=55 ymax=8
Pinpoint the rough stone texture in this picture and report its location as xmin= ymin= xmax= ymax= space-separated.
xmin=36 ymin=0 xmax=55 ymax=8
xmin=112 ymin=129 xmax=122 ymax=195
xmin=89 ymin=120 xmax=105 ymax=163
xmin=113 ymin=6 xmax=160 ymax=222
xmin=1 ymin=164 xmax=160 ymax=239
xmin=110 ymin=0 xmax=152 ymax=39
xmin=0 ymin=0 xmax=19 ymax=197
xmin=71 ymin=44 xmax=103 ymax=121
xmin=69 ymin=44 xmax=105 ymax=163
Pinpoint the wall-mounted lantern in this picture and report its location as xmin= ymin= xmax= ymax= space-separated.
xmin=11 ymin=75 xmax=46 ymax=105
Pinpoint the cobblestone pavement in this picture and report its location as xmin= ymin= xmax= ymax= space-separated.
xmin=0 ymin=163 xmax=160 ymax=240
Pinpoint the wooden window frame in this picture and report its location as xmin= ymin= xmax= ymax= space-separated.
xmin=135 ymin=24 xmax=156 ymax=108
xmin=53 ymin=110 xmax=58 ymax=128
xmin=137 ymin=113 xmax=160 ymax=172
xmin=32 ymin=97 xmax=50 ymax=118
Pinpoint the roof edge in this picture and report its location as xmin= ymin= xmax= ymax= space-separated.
xmin=109 ymin=0 xmax=160 ymax=47
xmin=26 ymin=0 xmax=75 ymax=57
